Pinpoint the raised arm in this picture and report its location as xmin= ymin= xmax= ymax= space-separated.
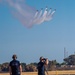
xmin=44 ymin=58 xmax=49 ymax=65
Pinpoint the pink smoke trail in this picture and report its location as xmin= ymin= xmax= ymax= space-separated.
xmin=1 ymin=0 xmax=56 ymax=28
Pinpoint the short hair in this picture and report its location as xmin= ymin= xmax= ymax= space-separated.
xmin=40 ymin=56 xmax=43 ymax=60
xmin=12 ymin=54 xmax=17 ymax=59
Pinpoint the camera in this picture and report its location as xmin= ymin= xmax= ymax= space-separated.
xmin=42 ymin=58 xmax=46 ymax=61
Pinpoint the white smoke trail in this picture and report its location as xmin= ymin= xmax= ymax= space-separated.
xmin=35 ymin=7 xmax=48 ymax=24
xmin=33 ymin=10 xmax=39 ymax=19
xmin=45 ymin=9 xmax=56 ymax=21
xmin=1 ymin=0 xmax=56 ymax=28
xmin=47 ymin=8 xmax=52 ymax=17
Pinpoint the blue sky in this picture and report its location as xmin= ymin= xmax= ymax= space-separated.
xmin=0 ymin=0 xmax=75 ymax=64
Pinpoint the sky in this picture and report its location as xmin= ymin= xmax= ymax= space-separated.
xmin=0 ymin=0 xmax=75 ymax=64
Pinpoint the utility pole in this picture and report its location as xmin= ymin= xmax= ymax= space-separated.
xmin=64 ymin=47 xmax=66 ymax=59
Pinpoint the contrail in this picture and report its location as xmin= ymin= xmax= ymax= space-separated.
xmin=1 ymin=0 xmax=56 ymax=28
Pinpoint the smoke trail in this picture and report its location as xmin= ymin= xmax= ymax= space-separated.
xmin=1 ymin=0 xmax=56 ymax=28
xmin=45 ymin=9 xmax=56 ymax=21
xmin=35 ymin=7 xmax=48 ymax=24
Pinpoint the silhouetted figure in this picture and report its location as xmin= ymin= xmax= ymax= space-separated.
xmin=37 ymin=56 xmax=49 ymax=75
xmin=9 ymin=54 xmax=22 ymax=75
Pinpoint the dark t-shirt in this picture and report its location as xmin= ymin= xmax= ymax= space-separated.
xmin=37 ymin=62 xmax=45 ymax=75
xmin=9 ymin=60 xmax=21 ymax=75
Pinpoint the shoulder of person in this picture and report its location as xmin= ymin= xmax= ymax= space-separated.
xmin=9 ymin=60 xmax=13 ymax=63
xmin=17 ymin=60 xmax=21 ymax=64
xmin=16 ymin=60 xmax=20 ymax=62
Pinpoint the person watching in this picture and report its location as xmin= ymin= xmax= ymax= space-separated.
xmin=9 ymin=54 xmax=22 ymax=75
xmin=37 ymin=56 xmax=49 ymax=75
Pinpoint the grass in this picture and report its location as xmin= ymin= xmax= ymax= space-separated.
xmin=0 ymin=70 xmax=75 ymax=75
